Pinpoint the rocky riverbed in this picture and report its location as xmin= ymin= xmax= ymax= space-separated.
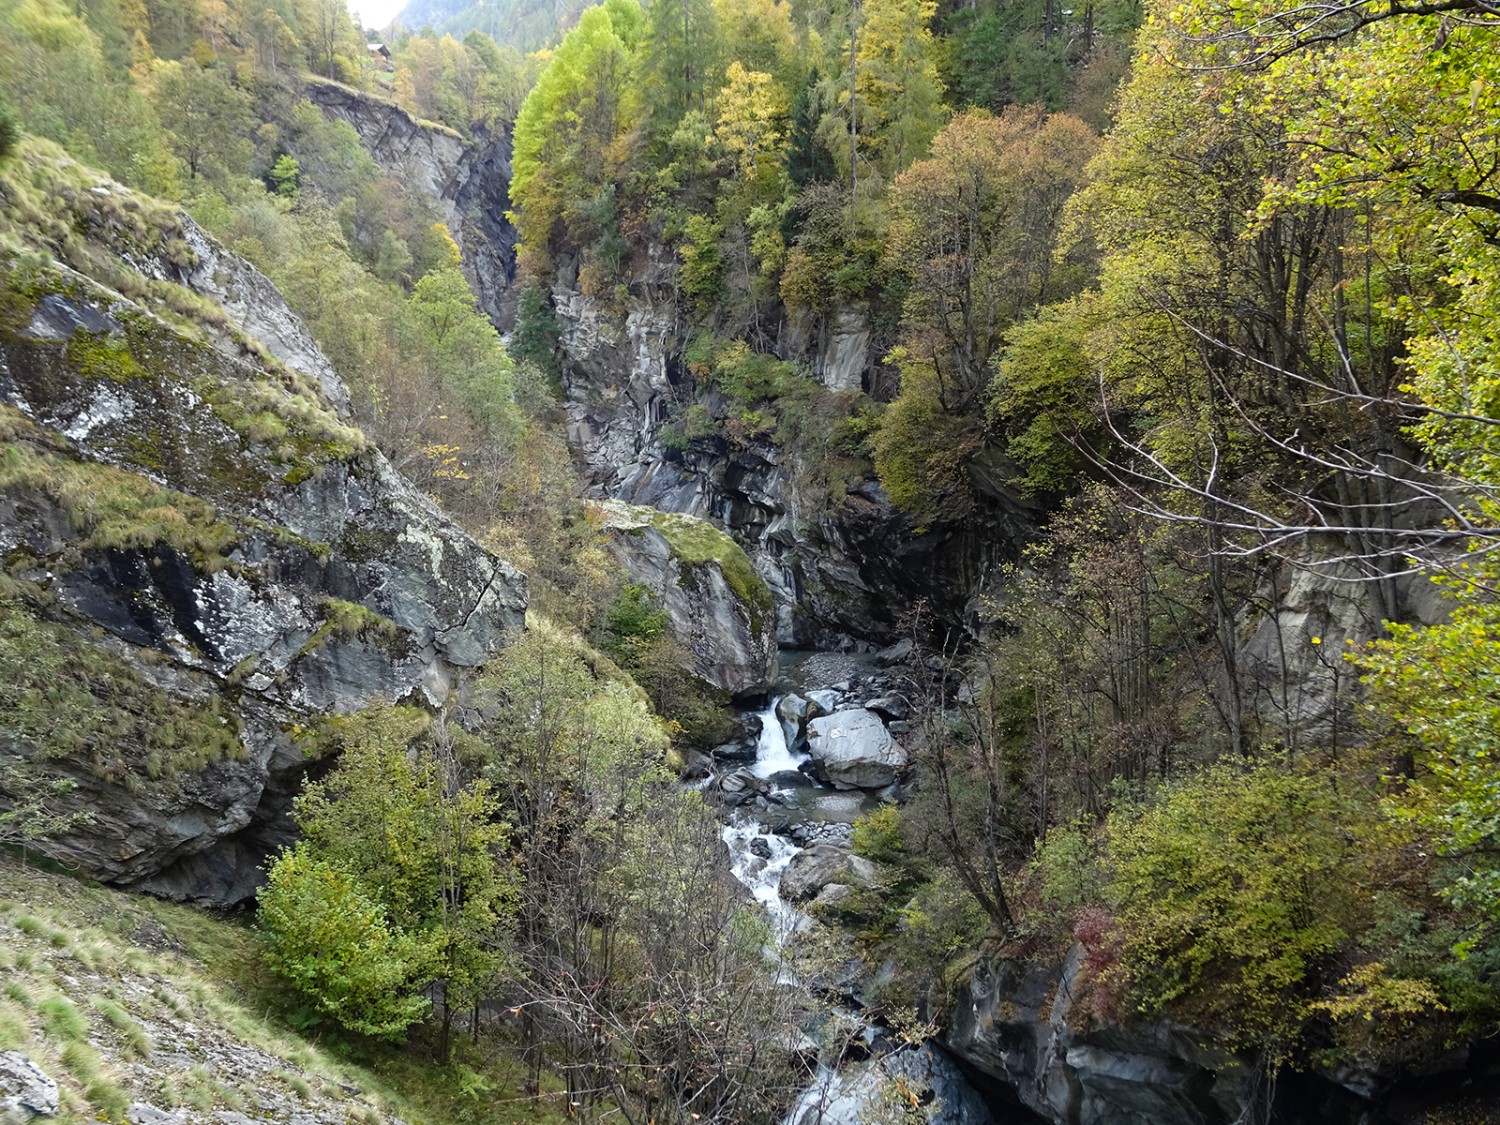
xmin=698 ymin=649 xmax=1007 ymax=1125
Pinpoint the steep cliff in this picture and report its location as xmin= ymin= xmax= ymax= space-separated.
xmin=550 ymin=252 xmax=1041 ymax=647
xmin=0 ymin=142 xmax=526 ymax=903
xmin=302 ymin=79 xmax=518 ymax=327
xmin=596 ymin=500 xmax=775 ymax=696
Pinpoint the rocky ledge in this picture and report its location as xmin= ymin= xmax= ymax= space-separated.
xmin=596 ymin=499 xmax=776 ymax=696
xmin=0 ymin=149 xmax=525 ymax=903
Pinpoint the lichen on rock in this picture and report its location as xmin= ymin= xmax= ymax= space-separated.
xmin=0 ymin=146 xmax=527 ymax=903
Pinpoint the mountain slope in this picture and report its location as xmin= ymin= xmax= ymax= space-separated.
xmin=0 ymin=139 xmax=527 ymax=904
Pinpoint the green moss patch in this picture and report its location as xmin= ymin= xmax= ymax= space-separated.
xmin=644 ymin=509 xmax=773 ymax=639
xmin=0 ymin=593 xmax=244 ymax=785
xmin=0 ymin=431 xmax=238 ymax=570
xmin=295 ymin=597 xmax=409 ymax=661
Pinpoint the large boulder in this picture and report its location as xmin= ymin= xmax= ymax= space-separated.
xmin=778 ymin=844 xmax=877 ymax=903
xmin=0 ymin=150 xmax=525 ymax=903
xmin=597 ymin=500 xmax=776 ymax=696
xmin=806 ymin=709 xmax=908 ymax=790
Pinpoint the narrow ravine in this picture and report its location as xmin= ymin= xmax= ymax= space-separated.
xmin=697 ymin=655 xmax=1001 ymax=1124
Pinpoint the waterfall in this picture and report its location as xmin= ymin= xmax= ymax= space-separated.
xmin=748 ymin=700 xmax=806 ymax=779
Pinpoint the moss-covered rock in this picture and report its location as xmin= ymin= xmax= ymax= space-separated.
xmin=0 ymin=143 xmax=528 ymax=903
xmin=595 ymin=499 xmax=775 ymax=697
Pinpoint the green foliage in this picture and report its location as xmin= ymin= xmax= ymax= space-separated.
xmin=259 ymin=845 xmax=433 ymax=1040
xmin=509 ymin=3 xmax=641 ymax=269
xmin=1357 ymin=576 xmax=1500 ymax=934
xmin=269 ymin=153 xmax=300 ymax=197
xmin=0 ymin=97 xmax=18 ymax=163
xmin=851 ymin=804 xmax=904 ymax=863
xmin=988 ymin=295 xmax=1102 ymax=494
xmin=1105 ymin=761 xmax=1358 ymax=1055
xmin=509 ymin=279 xmax=561 ymax=379
xmin=603 ymin=582 xmax=669 ymax=660
xmin=149 ymin=59 xmax=255 ymax=183
xmin=677 ymin=212 xmax=724 ymax=309
xmin=870 ymin=348 xmax=977 ymax=525
xmin=37 ymin=995 xmax=87 ymax=1042
xmin=1032 ymin=818 xmax=1101 ymax=916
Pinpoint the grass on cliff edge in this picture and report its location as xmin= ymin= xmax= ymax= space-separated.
xmin=0 ymin=855 xmax=572 ymax=1125
xmin=644 ymin=509 xmax=774 ymax=637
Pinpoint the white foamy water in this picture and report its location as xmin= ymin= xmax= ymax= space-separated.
xmin=747 ymin=702 xmax=808 ymax=779
xmin=722 ymin=816 xmax=808 ymax=945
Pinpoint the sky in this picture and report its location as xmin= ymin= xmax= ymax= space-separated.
xmin=348 ymin=0 xmax=407 ymax=31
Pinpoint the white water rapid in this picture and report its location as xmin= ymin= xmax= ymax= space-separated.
xmin=720 ymin=699 xmax=812 ymax=945
xmin=747 ymin=700 xmax=806 ymax=779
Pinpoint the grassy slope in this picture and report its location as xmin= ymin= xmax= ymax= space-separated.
xmin=0 ymin=855 xmax=572 ymax=1125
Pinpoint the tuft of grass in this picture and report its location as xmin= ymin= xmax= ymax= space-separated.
xmin=60 ymin=1039 xmax=101 ymax=1083
xmin=0 ymin=592 xmax=245 ymax=784
xmin=0 ymin=439 xmax=238 ymax=567
xmin=0 ymin=1001 xmax=31 ymax=1050
xmin=91 ymin=996 xmax=152 ymax=1058
xmin=38 ymin=995 xmax=88 ymax=1042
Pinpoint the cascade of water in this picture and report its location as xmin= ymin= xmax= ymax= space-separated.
xmin=747 ymin=700 xmax=807 ymax=779
xmin=721 ymin=816 xmax=808 ymax=945
xmin=718 ymin=697 xmax=809 ymax=943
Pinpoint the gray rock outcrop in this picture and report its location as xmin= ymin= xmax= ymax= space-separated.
xmin=1238 ymin=544 xmax=1452 ymax=748
xmin=0 ymin=1052 xmax=59 ymax=1119
xmin=302 ymin=79 xmax=517 ymax=327
xmin=942 ymin=945 xmax=1496 ymax=1125
xmin=546 ymin=255 xmax=1042 ymax=648
xmin=779 ymin=843 xmax=877 ymax=903
xmin=806 ymin=709 xmax=909 ymax=790
xmin=0 ymin=159 xmax=526 ymax=903
xmin=597 ymin=500 xmax=775 ymax=696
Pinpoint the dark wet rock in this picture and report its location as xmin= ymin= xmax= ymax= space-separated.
xmin=865 ymin=694 xmax=908 ymax=720
xmin=777 ymin=692 xmax=813 ymax=748
xmin=875 ymin=637 xmax=915 ymax=667
xmin=711 ymin=739 xmax=758 ymax=763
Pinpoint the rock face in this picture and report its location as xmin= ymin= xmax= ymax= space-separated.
xmin=597 ymin=500 xmax=775 ymax=696
xmin=547 ymin=258 xmax=1042 ymax=647
xmin=0 ymin=156 xmax=525 ymax=903
xmin=1238 ymin=543 xmax=1451 ymax=748
xmin=0 ymin=1052 xmax=59 ymax=1119
xmin=302 ymin=79 xmax=517 ymax=327
xmin=944 ymin=948 xmax=1498 ymax=1125
xmin=806 ymin=709 xmax=909 ymax=790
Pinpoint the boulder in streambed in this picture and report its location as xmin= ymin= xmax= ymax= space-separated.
xmin=779 ymin=844 xmax=878 ymax=903
xmin=806 ymin=709 xmax=909 ymax=790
